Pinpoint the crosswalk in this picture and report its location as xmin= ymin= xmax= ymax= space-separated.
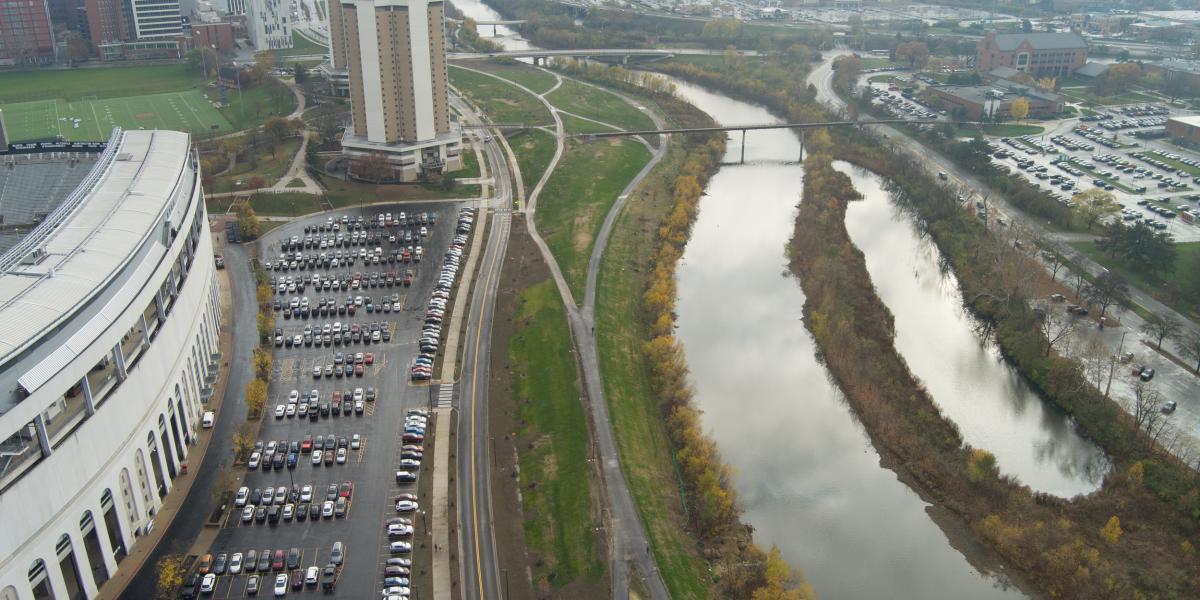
xmin=436 ymin=383 xmax=454 ymax=408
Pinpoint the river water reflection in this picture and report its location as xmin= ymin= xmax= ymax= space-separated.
xmin=839 ymin=162 xmax=1109 ymax=497
xmin=670 ymin=81 xmax=1028 ymax=600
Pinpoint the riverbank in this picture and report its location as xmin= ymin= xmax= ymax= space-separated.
xmin=792 ymin=132 xmax=1200 ymax=599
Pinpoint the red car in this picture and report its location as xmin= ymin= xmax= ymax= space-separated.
xmin=339 ymin=481 xmax=354 ymax=499
xmin=271 ymin=550 xmax=285 ymax=571
xmin=402 ymin=433 xmax=424 ymax=443
xmin=364 ymin=353 xmax=374 ymax=365
xmin=354 ymin=364 xmax=364 ymax=377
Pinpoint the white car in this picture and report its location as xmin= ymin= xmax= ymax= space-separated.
xmin=387 ymin=523 xmax=413 ymax=536
xmin=382 ymin=586 xmax=411 ymax=597
xmin=275 ymin=404 xmax=286 ymax=419
xmin=274 ymin=573 xmax=288 ymax=596
xmin=351 ymin=434 xmax=361 ymax=450
xmin=336 ymin=448 xmax=347 ymax=464
xmin=262 ymin=487 xmax=274 ymax=504
xmin=300 ymin=485 xmax=313 ymax=503
xmin=285 ymin=404 xmax=297 ymax=417
xmin=235 ymin=486 xmax=249 ymax=506
xmin=248 ymin=451 xmax=261 ymax=469
xmin=395 ymin=500 xmax=418 ymax=512
xmin=241 ymin=506 xmax=254 ymax=522
xmin=388 ymin=542 xmax=412 ymax=554
xmin=353 ymin=388 xmax=364 ymax=402
xmin=201 ymin=573 xmax=216 ymax=593
xmin=322 ymin=501 xmax=335 ymax=518
xmin=312 ymin=450 xmax=323 ymax=465
xmin=305 ymin=565 xmax=319 ymax=585
xmin=230 ymin=552 xmax=243 ymax=574
xmin=288 ymin=389 xmax=299 ymax=403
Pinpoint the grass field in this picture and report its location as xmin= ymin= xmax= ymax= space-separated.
xmin=2 ymin=90 xmax=233 ymax=142
xmin=0 ymin=64 xmax=204 ymax=104
xmin=547 ymin=79 xmax=656 ymax=133
xmin=535 ymin=138 xmax=651 ymax=302
xmin=457 ymin=148 xmax=482 ymax=179
xmin=595 ymin=141 xmax=711 ymax=599
xmin=458 ymin=60 xmax=559 ymax=95
xmin=561 ymin=112 xmax=620 ymax=135
xmin=1070 ymin=240 xmax=1200 ymax=320
xmin=508 ymin=278 xmax=606 ymax=587
xmin=250 ymin=192 xmax=323 ymax=216
xmin=450 ymin=66 xmax=552 ymax=126
xmin=321 ymin=177 xmax=480 ymax=208
xmin=271 ymin=30 xmax=329 ymax=59
xmin=976 ymin=123 xmax=1045 ymax=136
xmin=211 ymin=137 xmax=301 ymax=191
xmin=508 ymin=128 xmax=557 ymax=198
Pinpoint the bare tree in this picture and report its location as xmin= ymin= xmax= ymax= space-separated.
xmin=1127 ymin=381 xmax=1172 ymax=450
xmin=1079 ymin=334 xmax=1111 ymax=389
xmin=1140 ymin=313 xmax=1182 ymax=350
xmin=1040 ymin=306 xmax=1079 ymax=356
xmin=1071 ymin=269 xmax=1088 ymax=299
xmin=1083 ymin=271 xmax=1128 ymax=320
xmin=1175 ymin=330 xmax=1200 ymax=373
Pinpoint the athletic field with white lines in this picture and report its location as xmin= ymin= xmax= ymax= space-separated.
xmin=1 ymin=90 xmax=234 ymax=142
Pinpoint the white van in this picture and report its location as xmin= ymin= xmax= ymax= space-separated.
xmin=201 ymin=411 xmax=215 ymax=428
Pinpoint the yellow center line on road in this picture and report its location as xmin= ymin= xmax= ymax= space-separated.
xmin=469 ymin=209 xmax=504 ymax=599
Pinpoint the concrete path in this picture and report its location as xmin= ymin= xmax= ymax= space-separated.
xmin=462 ymin=62 xmax=672 ymax=600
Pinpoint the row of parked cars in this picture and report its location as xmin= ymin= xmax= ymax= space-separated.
xmin=382 ymin=408 xmax=431 ymax=598
xmin=186 ymin=541 xmax=345 ymax=597
xmin=411 ymin=209 xmax=475 ymax=381
xmin=1074 ymin=125 xmax=1125 ymax=149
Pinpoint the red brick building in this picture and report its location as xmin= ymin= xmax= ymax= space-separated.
xmin=191 ymin=21 xmax=233 ymax=53
xmin=0 ymin=0 xmax=56 ymax=65
xmin=976 ymin=31 xmax=1088 ymax=79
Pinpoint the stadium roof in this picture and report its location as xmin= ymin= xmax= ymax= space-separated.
xmin=0 ymin=130 xmax=191 ymax=368
xmin=989 ymin=32 xmax=1087 ymax=52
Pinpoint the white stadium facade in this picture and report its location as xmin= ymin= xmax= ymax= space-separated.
xmin=0 ymin=129 xmax=221 ymax=600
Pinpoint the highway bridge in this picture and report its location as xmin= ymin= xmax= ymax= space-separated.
xmin=576 ymin=119 xmax=986 ymax=162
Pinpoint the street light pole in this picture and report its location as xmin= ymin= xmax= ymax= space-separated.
xmin=1105 ymin=330 xmax=1128 ymax=398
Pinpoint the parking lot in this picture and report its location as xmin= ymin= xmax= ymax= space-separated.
xmin=187 ymin=203 xmax=472 ymax=599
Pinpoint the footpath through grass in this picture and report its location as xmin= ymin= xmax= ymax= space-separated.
xmin=457 ymin=59 xmax=559 ymax=95
xmin=560 ymin=113 xmax=619 ymax=135
xmin=595 ymin=141 xmax=711 ymax=599
xmin=212 ymin=137 xmax=301 ymax=191
xmin=449 ymin=66 xmax=552 ymax=126
xmin=509 ymin=279 xmax=606 ymax=587
xmin=508 ymin=128 xmax=557 ymax=199
xmin=535 ymin=138 xmax=651 ymax=302
xmin=1069 ymin=240 xmax=1200 ymax=320
xmin=547 ymin=79 xmax=656 ymax=133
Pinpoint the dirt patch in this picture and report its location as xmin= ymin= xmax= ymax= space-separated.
xmin=488 ymin=215 xmax=608 ymax=600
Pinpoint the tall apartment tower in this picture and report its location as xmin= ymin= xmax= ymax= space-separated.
xmin=329 ymin=0 xmax=461 ymax=181
xmin=247 ymin=0 xmax=291 ymax=51
xmin=0 ymin=0 xmax=57 ymax=65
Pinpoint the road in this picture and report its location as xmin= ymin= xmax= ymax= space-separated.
xmin=810 ymin=54 xmax=1200 ymax=462
xmin=121 ymin=240 xmax=258 ymax=598
xmin=452 ymin=95 xmax=514 ymax=600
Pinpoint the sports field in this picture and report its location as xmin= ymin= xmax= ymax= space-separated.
xmin=1 ymin=90 xmax=234 ymax=142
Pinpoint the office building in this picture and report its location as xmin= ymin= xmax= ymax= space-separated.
xmin=0 ymin=0 xmax=57 ymax=65
xmin=329 ymin=0 xmax=462 ymax=181
xmin=246 ymin=0 xmax=291 ymax=51
xmin=976 ymin=31 xmax=1088 ymax=79
xmin=0 ymin=129 xmax=221 ymax=599
xmin=1167 ymin=116 xmax=1200 ymax=145
xmin=226 ymin=0 xmax=245 ymax=14
xmin=83 ymin=0 xmax=185 ymax=60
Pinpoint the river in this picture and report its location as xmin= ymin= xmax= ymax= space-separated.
xmin=839 ymin=162 xmax=1110 ymax=497
xmin=444 ymin=1 xmax=1048 ymax=595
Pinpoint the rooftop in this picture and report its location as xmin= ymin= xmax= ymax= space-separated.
xmin=988 ymin=32 xmax=1088 ymax=52
xmin=0 ymin=130 xmax=192 ymax=373
xmin=1074 ymin=62 xmax=1110 ymax=78
xmin=1168 ymin=115 xmax=1200 ymax=128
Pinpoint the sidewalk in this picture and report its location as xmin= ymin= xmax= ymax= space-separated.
xmin=431 ymin=407 xmax=453 ymax=600
xmin=95 ymin=240 xmax=237 ymax=600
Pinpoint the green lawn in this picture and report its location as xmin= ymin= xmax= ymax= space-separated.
xmin=1070 ymin=241 xmax=1200 ymax=320
xmin=449 ymin=66 xmax=552 ymax=126
xmin=2 ymin=90 xmax=232 ymax=142
xmin=320 ymin=177 xmax=479 ymax=208
xmin=508 ymin=279 xmax=606 ymax=587
xmin=977 ymin=123 xmax=1045 ymax=137
xmin=547 ymin=79 xmax=656 ymax=133
xmin=507 ymin=128 xmax=557 ymax=198
xmin=250 ymin=192 xmax=323 ymax=216
xmin=561 ymin=112 xmax=620 ymax=135
xmin=456 ymin=60 xmax=559 ymax=95
xmin=0 ymin=64 xmax=205 ymax=104
xmin=285 ymin=178 xmax=305 ymax=188
xmin=860 ymin=57 xmax=900 ymax=70
xmin=594 ymin=142 xmax=711 ymax=599
xmin=535 ymin=138 xmax=651 ymax=302
xmin=271 ymin=30 xmax=329 ymax=59
xmin=457 ymin=147 xmax=482 ymax=179
xmin=219 ymin=82 xmax=297 ymax=131
xmin=1146 ymin=150 xmax=1200 ymax=177
xmin=212 ymin=137 xmax=301 ymax=191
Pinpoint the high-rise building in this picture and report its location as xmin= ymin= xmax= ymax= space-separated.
xmin=329 ymin=0 xmax=461 ymax=182
xmin=82 ymin=0 xmax=184 ymax=60
xmin=0 ymin=0 xmax=57 ymax=65
xmin=0 ymin=109 xmax=8 ymax=151
xmin=247 ymin=0 xmax=291 ymax=51
xmin=226 ymin=0 xmax=245 ymax=15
